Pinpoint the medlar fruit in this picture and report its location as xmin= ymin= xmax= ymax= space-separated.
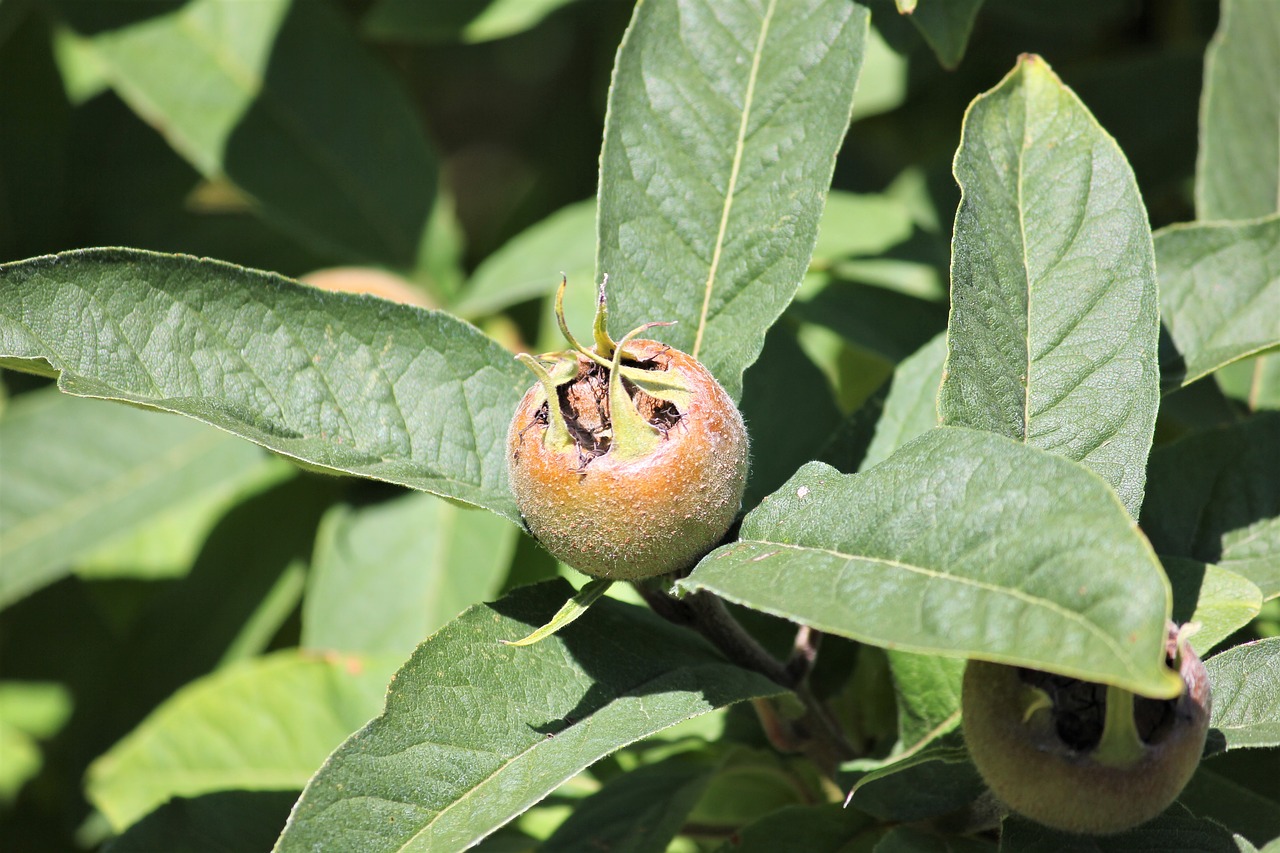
xmin=961 ymin=622 xmax=1211 ymax=835
xmin=507 ymin=279 xmax=748 ymax=581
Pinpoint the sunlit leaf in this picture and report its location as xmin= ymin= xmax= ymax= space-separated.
xmin=938 ymin=56 xmax=1160 ymax=517
xmin=1206 ymin=638 xmax=1280 ymax=751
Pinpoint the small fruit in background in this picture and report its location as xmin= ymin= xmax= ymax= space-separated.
xmin=961 ymin=622 xmax=1211 ymax=835
xmin=507 ymin=278 xmax=748 ymax=581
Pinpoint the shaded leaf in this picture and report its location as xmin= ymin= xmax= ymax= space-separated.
xmin=681 ymin=428 xmax=1180 ymax=697
xmin=938 ymin=56 xmax=1160 ymax=518
xmin=453 ymin=199 xmax=596 ymax=319
xmin=1196 ymin=0 xmax=1280 ymax=221
xmin=274 ymin=581 xmax=781 ymax=853
xmin=886 ymin=651 xmax=963 ymax=755
xmin=1156 ymin=217 xmax=1280 ymax=388
xmin=792 ymin=282 xmax=948 ymax=364
xmin=501 ymin=579 xmax=613 ymax=647
xmin=999 ymin=807 xmax=1240 ymax=852
xmin=1141 ymin=414 xmax=1280 ymax=599
xmin=1181 ymin=764 xmax=1280 ymax=849
xmin=1205 ymin=638 xmax=1280 ymax=751
xmin=1164 ymin=557 xmax=1263 ymax=656
xmin=860 ymin=332 xmax=945 ymax=470
xmin=1218 ymin=354 xmax=1280 ymax=412
xmin=104 ymin=790 xmax=298 ymax=853
xmin=875 ymin=825 xmax=995 ymax=853
xmin=86 ymin=650 xmax=400 ymax=833
xmin=846 ymin=740 xmax=984 ymax=823
xmin=711 ymin=803 xmax=874 ymax=853
xmin=904 ymin=0 xmax=985 ymax=70
xmin=541 ymin=754 xmax=714 ymax=853
xmin=303 ymin=492 xmax=518 ymax=658
xmin=811 ymin=191 xmax=914 ymax=264
xmin=363 ymin=0 xmax=581 ymax=44
xmin=0 ymin=249 xmax=530 ymax=522
xmin=0 ymin=387 xmax=281 ymax=608
xmin=597 ymin=0 xmax=869 ymax=400
xmin=55 ymin=0 xmax=435 ymax=267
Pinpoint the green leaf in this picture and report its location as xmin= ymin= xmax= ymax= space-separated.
xmin=681 ymin=428 xmax=1180 ymax=697
xmin=103 ymin=791 xmax=298 ymax=853
xmin=875 ymin=825 xmax=995 ymax=853
xmin=1196 ymin=0 xmax=1280 ymax=221
xmin=860 ymin=332 xmax=945 ymax=470
xmin=1181 ymin=764 xmax=1280 ymax=850
xmin=1205 ymin=638 xmax=1280 ymax=751
xmin=0 ymin=387 xmax=281 ymax=608
xmin=0 ymin=680 xmax=73 ymax=803
xmin=811 ymin=191 xmax=914 ymax=265
xmin=1156 ymin=217 xmax=1280 ymax=388
xmin=938 ymin=55 xmax=1160 ymax=518
xmin=711 ymin=804 xmax=874 ymax=853
xmin=1164 ymin=557 xmax=1263 ymax=656
xmin=303 ymin=492 xmax=518 ymax=658
xmin=792 ymin=283 xmax=948 ymax=364
xmin=597 ymin=0 xmax=870 ymax=400
xmin=86 ymin=649 xmax=400 ymax=833
xmin=845 ymin=740 xmax=984 ymax=822
xmin=274 ymin=580 xmax=781 ymax=853
xmin=904 ymin=0 xmax=985 ymax=70
xmin=53 ymin=0 xmax=436 ymax=268
xmin=886 ymin=651 xmax=963 ymax=756
xmin=363 ymin=0 xmax=581 ymax=44
xmin=1000 ymin=807 xmax=1240 ymax=852
xmin=1141 ymin=414 xmax=1280 ymax=599
xmin=1219 ymin=355 xmax=1280 ymax=412
xmin=0 ymin=249 xmax=530 ymax=522
xmin=501 ymin=579 xmax=614 ymax=647
xmin=540 ymin=754 xmax=714 ymax=853
xmin=453 ymin=199 xmax=597 ymax=319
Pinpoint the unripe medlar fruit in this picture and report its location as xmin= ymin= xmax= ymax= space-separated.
xmin=506 ymin=279 xmax=748 ymax=581
xmin=961 ymin=622 xmax=1211 ymax=835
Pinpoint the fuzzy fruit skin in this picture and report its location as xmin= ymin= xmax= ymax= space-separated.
xmin=507 ymin=339 xmax=748 ymax=581
xmin=961 ymin=630 xmax=1211 ymax=835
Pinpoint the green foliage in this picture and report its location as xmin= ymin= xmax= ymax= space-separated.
xmin=1 ymin=0 xmax=1278 ymax=851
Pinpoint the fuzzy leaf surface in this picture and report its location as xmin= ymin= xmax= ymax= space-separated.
xmin=302 ymin=492 xmax=518 ymax=658
xmin=938 ymin=56 xmax=1160 ymax=517
xmin=54 ymin=0 xmax=435 ymax=267
xmin=0 ymin=249 xmax=529 ymax=522
xmin=597 ymin=0 xmax=869 ymax=400
xmin=681 ymin=427 xmax=1179 ymax=696
xmin=274 ymin=581 xmax=781 ymax=853
xmin=1141 ymin=414 xmax=1280 ymax=599
xmin=0 ymin=388 xmax=279 ymax=608
xmin=1196 ymin=0 xmax=1280 ymax=221
xmin=1157 ymin=217 xmax=1280 ymax=388
xmin=999 ymin=808 xmax=1240 ymax=852
xmin=1206 ymin=638 xmax=1280 ymax=751
xmin=86 ymin=650 xmax=399 ymax=833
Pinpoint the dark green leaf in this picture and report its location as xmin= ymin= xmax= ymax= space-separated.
xmin=541 ymin=754 xmax=714 ymax=853
xmin=1156 ymin=217 xmax=1280 ymax=388
xmin=0 ymin=249 xmax=530 ymax=522
xmin=274 ymin=581 xmax=781 ymax=853
xmin=86 ymin=650 xmax=400 ymax=833
xmin=303 ymin=492 xmax=518 ymax=658
xmin=999 ymin=808 xmax=1242 ymax=852
xmin=1181 ymin=764 xmax=1280 ymax=849
xmin=681 ymin=428 xmax=1180 ymax=696
xmin=1196 ymin=0 xmax=1280 ymax=221
xmin=1206 ymin=638 xmax=1280 ymax=751
xmin=875 ymin=825 xmax=995 ymax=853
xmin=0 ymin=387 xmax=283 ymax=608
xmin=846 ymin=741 xmax=984 ymax=823
xmin=1141 ymin=414 xmax=1280 ymax=599
xmin=55 ymin=0 xmax=436 ymax=267
xmin=712 ymin=804 xmax=875 ymax=853
xmin=904 ymin=0 xmax=985 ymax=70
xmin=886 ymin=651 xmax=963 ymax=755
xmin=104 ymin=791 xmax=298 ymax=853
xmin=792 ymin=282 xmax=948 ymax=364
xmin=597 ymin=0 xmax=870 ymax=400
xmin=938 ymin=56 xmax=1160 ymax=517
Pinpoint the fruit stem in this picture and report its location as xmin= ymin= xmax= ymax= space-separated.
xmin=1094 ymin=684 xmax=1147 ymax=768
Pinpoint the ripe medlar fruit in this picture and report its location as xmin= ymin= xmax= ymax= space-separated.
xmin=507 ymin=279 xmax=748 ymax=581
xmin=961 ymin=622 xmax=1211 ymax=835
